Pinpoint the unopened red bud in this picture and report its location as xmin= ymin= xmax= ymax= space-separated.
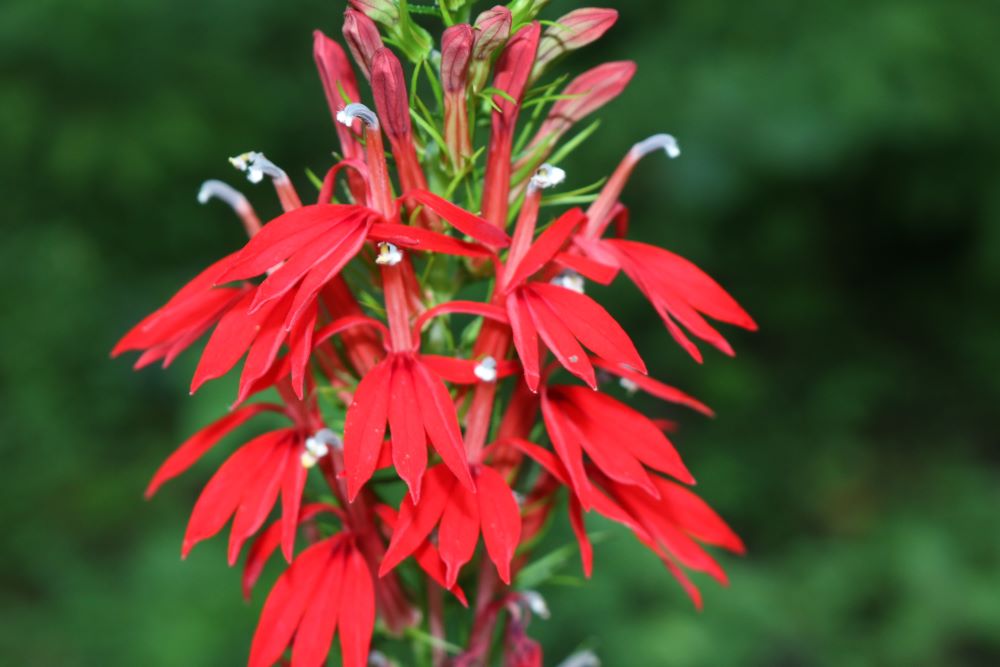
xmin=348 ymin=0 xmax=398 ymax=25
xmin=533 ymin=8 xmax=618 ymax=78
xmin=371 ymin=48 xmax=411 ymax=141
xmin=313 ymin=30 xmax=361 ymax=116
xmin=343 ymin=8 xmax=384 ymax=80
xmin=441 ymin=24 xmax=474 ymax=94
xmin=472 ymin=6 xmax=512 ymax=62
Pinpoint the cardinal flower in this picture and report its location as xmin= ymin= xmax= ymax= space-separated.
xmin=249 ymin=534 xmax=374 ymax=667
xmin=574 ymin=134 xmax=758 ymax=362
xmin=378 ymin=464 xmax=522 ymax=587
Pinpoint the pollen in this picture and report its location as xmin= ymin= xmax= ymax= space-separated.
xmin=336 ymin=102 xmax=380 ymax=130
xmin=619 ymin=377 xmax=639 ymax=395
xmin=375 ymin=242 xmax=403 ymax=266
xmin=229 ymin=151 xmax=286 ymax=184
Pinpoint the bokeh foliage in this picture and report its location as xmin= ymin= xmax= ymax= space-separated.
xmin=2 ymin=0 xmax=999 ymax=665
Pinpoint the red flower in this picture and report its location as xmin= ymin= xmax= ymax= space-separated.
xmin=379 ymin=465 xmax=522 ymax=586
xmin=249 ymin=534 xmax=374 ymax=667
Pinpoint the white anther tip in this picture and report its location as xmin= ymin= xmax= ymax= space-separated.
xmin=522 ymin=591 xmax=550 ymax=619
xmin=337 ymin=103 xmax=379 ymax=130
xmin=474 ymin=356 xmax=498 ymax=383
xmin=633 ymin=134 xmax=680 ymax=160
xmin=530 ymin=163 xmax=566 ymax=191
xmin=375 ymin=242 xmax=403 ymax=266
xmin=551 ymin=270 xmax=585 ymax=294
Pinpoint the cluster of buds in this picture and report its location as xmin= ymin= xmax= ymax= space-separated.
xmin=114 ymin=2 xmax=756 ymax=666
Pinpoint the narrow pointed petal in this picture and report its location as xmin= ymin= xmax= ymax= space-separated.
xmin=476 ymin=466 xmax=521 ymax=584
xmin=437 ymin=485 xmax=480 ymax=587
xmin=553 ymin=252 xmax=618 ymax=285
xmin=238 ymin=293 xmax=295 ymax=396
xmin=338 ymin=544 xmax=376 ymax=667
xmin=530 ymin=282 xmax=646 ymax=375
xmin=388 ymin=356 xmax=428 ymax=501
xmin=228 ymin=436 xmax=291 ymax=565
xmin=591 ymin=358 xmax=713 ymax=416
xmin=291 ymin=545 xmax=345 ymax=667
xmin=504 ymin=208 xmax=586 ymax=289
xmin=145 ymin=402 xmax=280 ymax=498
xmin=287 ymin=299 xmax=319 ymax=398
xmin=248 ymin=539 xmax=336 ymax=667
xmin=189 ymin=290 xmax=272 ymax=393
xmin=568 ymin=494 xmax=593 ymax=577
xmin=343 ymin=358 xmax=393 ymax=500
xmin=381 ymin=466 xmax=453 ymax=574
xmin=403 ymin=190 xmax=510 ymax=248
xmin=654 ymin=477 xmax=745 ymax=553
xmin=369 ymin=223 xmax=492 ymax=258
xmin=181 ymin=430 xmax=288 ymax=558
xmin=541 ymin=392 xmax=595 ymax=509
xmin=280 ymin=444 xmax=309 ymax=562
xmin=411 ymin=361 xmax=475 ymax=493
xmin=506 ymin=292 xmax=541 ymax=391
xmin=523 ymin=289 xmax=596 ymax=389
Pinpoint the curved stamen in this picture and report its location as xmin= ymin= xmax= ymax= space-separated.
xmin=630 ymin=133 xmax=680 ymax=160
xmin=337 ymin=102 xmax=380 ymax=130
xmin=196 ymin=179 xmax=262 ymax=238
xmin=229 ymin=151 xmax=303 ymax=212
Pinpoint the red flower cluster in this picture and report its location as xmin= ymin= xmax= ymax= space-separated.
xmin=115 ymin=2 xmax=755 ymax=666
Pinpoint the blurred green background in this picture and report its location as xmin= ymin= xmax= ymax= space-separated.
xmin=2 ymin=0 xmax=999 ymax=665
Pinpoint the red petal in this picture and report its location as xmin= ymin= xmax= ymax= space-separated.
xmin=369 ymin=222 xmax=492 ymax=258
xmin=181 ymin=430 xmax=288 ymax=558
xmin=403 ymin=189 xmax=511 ymax=248
xmin=412 ymin=300 xmax=509 ymax=340
xmin=504 ymin=208 xmax=585 ymax=289
xmin=338 ymin=543 xmax=376 ymax=667
xmin=312 ymin=314 xmax=389 ymax=349
xmin=418 ymin=355 xmax=519 ymax=385
xmin=541 ymin=392 xmax=595 ymax=509
xmin=291 ymin=544 xmax=345 ymax=667
xmin=380 ymin=466 xmax=453 ymax=574
xmin=227 ymin=435 xmax=291 ymax=565
xmin=145 ymin=402 xmax=280 ymax=498
xmin=288 ymin=299 xmax=319 ymax=399
xmin=568 ymin=494 xmax=593 ymax=577
xmin=280 ymin=443 xmax=309 ymax=562
xmin=506 ymin=292 xmax=540 ymax=391
xmin=411 ymin=360 xmax=475 ymax=493
xmin=591 ymin=358 xmax=713 ymax=416
xmin=529 ymin=282 xmax=646 ymax=375
xmin=523 ymin=288 xmax=596 ymax=389
xmin=476 ymin=466 xmax=521 ymax=584
xmin=190 ymin=291 xmax=280 ymax=394
xmin=655 ymin=477 xmax=744 ymax=553
xmin=343 ymin=358 xmax=393 ymax=501
xmin=553 ymin=251 xmax=618 ymax=285
xmin=248 ymin=539 xmax=337 ymax=667
xmin=388 ymin=356 xmax=428 ymax=502
xmin=238 ymin=293 xmax=295 ymax=398
xmin=437 ymin=485 xmax=480 ymax=588
xmin=219 ymin=205 xmax=360 ymax=283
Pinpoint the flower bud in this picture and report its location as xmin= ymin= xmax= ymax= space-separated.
xmin=507 ymin=0 xmax=551 ymax=23
xmin=533 ymin=8 xmax=618 ymax=79
xmin=348 ymin=0 xmax=397 ymax=25
xmin=469 ymin=6 xmax=512 ymax=91
xmin=371 ymin=48 xmax=411 ymax=141
xmin=343 ymin=8 xmax=384 ymax=81
xmin=441 ymin=24 xmax=474 ymax=94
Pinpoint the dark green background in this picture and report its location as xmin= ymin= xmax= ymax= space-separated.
xmin=2 ymin=0 xmax=999 ymax=665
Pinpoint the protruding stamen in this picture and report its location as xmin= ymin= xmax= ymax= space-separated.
xmin=619 ymin=377 xmax=639 ymax=395
xmin=556 ymin=650 xmax=601 ymax=667
xmin=529 ymin=163 xmax=566 ymax=192
xmin=631 ymin=133 xmax=680 ymax=160
xmin=375 ymin=242 xmax=403 ymax=266
xmin=474 ymin=356 xmax=498 ymax=383
xmin=301 ymin=428 xmax=342 ymax=468
xmin=551 ymin=270 xmax=585 ymax=294
xmin=197 ymin=179 xmax=262 ymax=238
xmin=521 ymin=590 xmax=551 ymax=619
xmin=337 ymin=102 xmax=380 ymax=130
xmin=229 ymin=151 xmax=286 ymax=184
